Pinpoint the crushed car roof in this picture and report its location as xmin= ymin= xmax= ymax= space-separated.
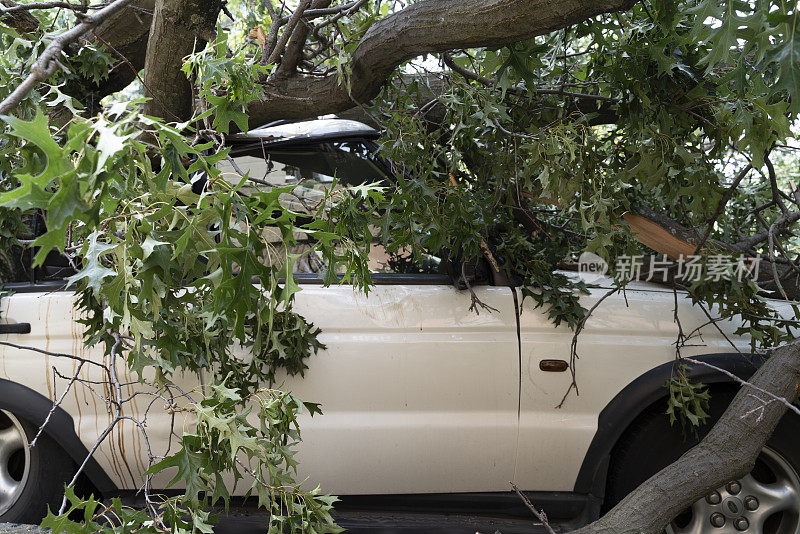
xmin=228 ymin=118 xmax=380 ymax=146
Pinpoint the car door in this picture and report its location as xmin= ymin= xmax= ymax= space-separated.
xmin=219 ymin=137 xmax=521 ymax=494
xmin=280 ymin=277 xmax=520 ymax=495
xmin=513 ymin=281 xmax=750 ymax=493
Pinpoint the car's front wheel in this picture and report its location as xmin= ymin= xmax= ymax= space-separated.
xmin=605 ymin=387 xmax=800 ymax=534
xmin=666 ymin=445 xmax=800 ymax=533
xmin=0 ymin=409 xmax=74 ymax=523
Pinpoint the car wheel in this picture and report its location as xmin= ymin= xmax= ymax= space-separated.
xmin=0 ymin=409 xmax=74 ymax=523
xmin=606 ymin=387 xmax=800 ymax=534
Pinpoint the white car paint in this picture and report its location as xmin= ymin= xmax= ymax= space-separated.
xmin=0 ymin=276 xmax=748 ymax=496
xmin=515 ymin=283 xmax=748 ymax=491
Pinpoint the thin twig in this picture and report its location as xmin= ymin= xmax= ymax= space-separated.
xmin=460 ymin=261 xmax=499 ymax=315
xmin=694 ymin=163 xmax=752 ymax=254
xmin=442 ymin=51 xmax=617 ymax=102
xmin=57 ymin=331 xmax=123 ymax=513
xmin=557 ymin=286 xmax=620 ymax=408
xmin=0 ymin=339 xmax=110 ymax=371
xmin=510 ymin=481 xmax=557 ymax=534
xmin=442 ymin=52 xmax=494 ymax=85
xmin=30 ymin=360 xmax=85 ymax=447
xmin=682 ymin=356 xmax=800 ymax=418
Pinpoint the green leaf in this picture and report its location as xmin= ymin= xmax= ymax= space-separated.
xmin=93 ymin=117 xmax=131 ymax=170
xmin=67 ymin=232 xmax=117 ymax=293
xmin=141 ymin=235 xmax=170 ymax=259
xmin=278 ymin=253 xmax=302 ymax=305
xmin=0 ymin=110 xmax=73 ymax=207
xmin=760 ymin=11 xmax=800 ymax=114
xmin=207 ymin=94 xmax=249 ymax=134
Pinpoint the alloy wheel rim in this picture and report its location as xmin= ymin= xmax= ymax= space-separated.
xmin=0 ymin=410 xmax=29 ymax=516
xmin=667 ymin=447 xmax=800 ymax=534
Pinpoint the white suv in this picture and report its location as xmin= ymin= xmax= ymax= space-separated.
xmin=0 ymin=119 xmax=798 ymax=533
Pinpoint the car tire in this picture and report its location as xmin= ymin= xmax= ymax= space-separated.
xmin=605 ymin=386 xmax=800 ymax=533
xmin=0 ymin=409 xmax=75 ymax=523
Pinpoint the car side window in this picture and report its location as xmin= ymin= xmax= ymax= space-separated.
xmin=218 ymin=142 xmax=443 ymax=276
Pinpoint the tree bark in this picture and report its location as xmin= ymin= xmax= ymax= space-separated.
xmin=56 ymin=0 xmax=634 ymax=125
xmin=245 ymin=0 xmax=637 ymax=127
xmin=0 ymin=0 xmax=40 ymax=33
xmin=90 ymin=0 xmax=155 ymax=96
xmin=0 ymin=0 xmax=151 ymax=104
xmin=570 ymin=340 xmax=800 ymax=533
xmin=142 ymin=0 xmax=221 ymax=121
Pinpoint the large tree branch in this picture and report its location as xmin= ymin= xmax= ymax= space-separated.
xmin=55 ymin=0 xmax=156 ymax=117
xmin=266 ymin=0 xmax=313 ymax=67
xmin=86 ymin=0 xmax=155 ymax=98
xmin=244 ymin=0 xmax=637 ymax=127
xmin=0 ymin=0 xmax=155 ymax=115
xmin=142 ymin=0 xmax=222 ymax=120
xmin=734 ymin=209 xmax=800 ymax=252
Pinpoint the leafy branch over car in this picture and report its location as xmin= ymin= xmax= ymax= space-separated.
xmin=0 ymin=0 xmax=799 ymax=533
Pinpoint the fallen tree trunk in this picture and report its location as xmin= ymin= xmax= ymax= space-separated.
xmin=570 ymin=340 xmax=800 ymax=533
xmin=244 ymin=0 xmax=637 ymax=125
